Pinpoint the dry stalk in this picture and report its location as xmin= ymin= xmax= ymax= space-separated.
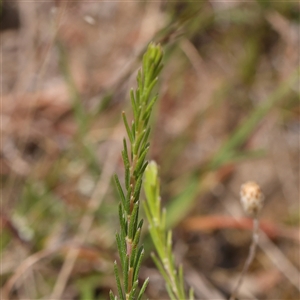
xmin=229 ymin=217 xmax=259 ymax=300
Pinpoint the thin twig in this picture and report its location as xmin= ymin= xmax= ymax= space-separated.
xmin=229 ymin=217 xmax=259 ymax=300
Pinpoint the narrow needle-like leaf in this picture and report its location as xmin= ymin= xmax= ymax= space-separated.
xmin=113 ymin=44 xmax=164 ymax=300
xmin=114 ymin=261 xmax=125 ymax=300
xmin=137 ymin=278 xmax=150 ymax=300
xmin=122 ymin=112 xmax=133 ymax=143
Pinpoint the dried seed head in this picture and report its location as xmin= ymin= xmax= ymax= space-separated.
xmin=240 ymin=181 xmax=264 ymax=216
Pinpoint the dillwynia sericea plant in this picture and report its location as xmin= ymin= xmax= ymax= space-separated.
xmin=144 ymin=161 xmax=194 ymax=300
xmin=110 ymin=43 xmax=164 ymax=300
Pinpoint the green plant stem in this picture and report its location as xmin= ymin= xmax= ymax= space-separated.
xmin=111 ymin=43 xmax=164 ymax=300
xmin=144 ymin=161 xmax=194 ymax=300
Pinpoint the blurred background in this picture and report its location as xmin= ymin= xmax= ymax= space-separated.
xmin=1 ymin=1 xmax=299 ymax=299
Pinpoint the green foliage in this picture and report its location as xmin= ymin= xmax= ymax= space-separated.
xmin=111 ymin=43 xmax=164 ymax=300
xmin=143 ymin=161 xmax=194 ymax=300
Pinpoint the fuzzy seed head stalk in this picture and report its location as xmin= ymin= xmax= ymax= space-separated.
xmin=240 ymin=181 xmax=264 ymax=217
xmin=230 ymin=181 xmax=264 ymax=300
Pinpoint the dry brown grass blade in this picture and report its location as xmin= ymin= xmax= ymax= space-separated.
xmin=2 ymin=244 xmax=63 ymax=299
xmin=184 ymin=261 xmax=226 ymax=299
xmin=258 ymin=230 xmax=300 ymax=292
xmin=180 ymin=38 xmax=206 ymax=80
xmin=183 ymin=215 xmax=300 ymax=242
xmin=49 ymin=129 xmax=121 ymax=300
xmin=4 ymin=1 xmax=69 ymax=208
